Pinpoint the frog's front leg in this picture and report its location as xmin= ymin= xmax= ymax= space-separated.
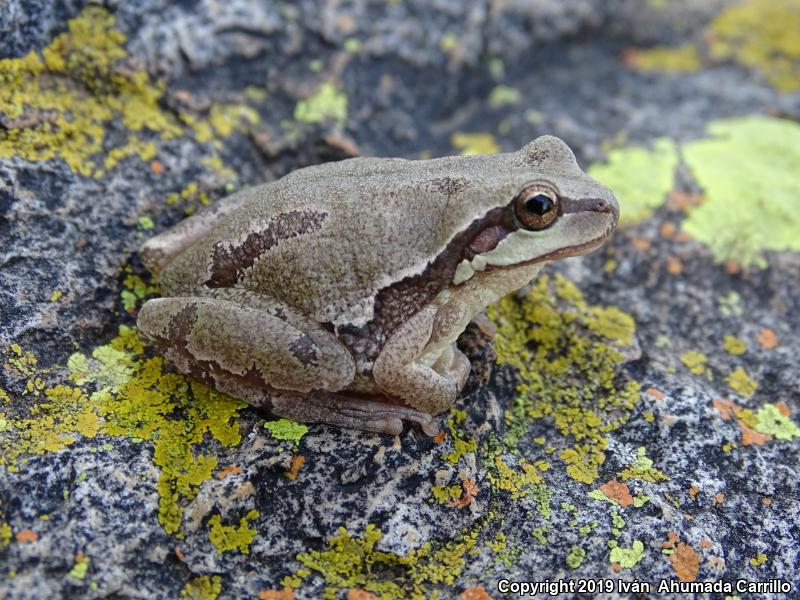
xmin=137 ymin=291 xmax=439 ymax=434
xmin=373 ymin=305 xmax=471 ymax=417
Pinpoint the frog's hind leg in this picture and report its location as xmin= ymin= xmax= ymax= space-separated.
xmin=136 ymin=290 xmax=437 ymax=435
xmin=137 ymin=291 xmax=356 ymax=395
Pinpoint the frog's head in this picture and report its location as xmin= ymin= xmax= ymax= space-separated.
xmin=452 ymin=135 xmax=619 ymax=284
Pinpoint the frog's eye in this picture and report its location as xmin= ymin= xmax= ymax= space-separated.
xmin=514 ymin=183 xmax=560 ymax=230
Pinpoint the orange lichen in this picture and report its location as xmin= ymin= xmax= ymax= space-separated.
xmin=713 ymin=492 xmax=725 ymax=506
xmin=457 ymin=587 xmax=492 ymax=600
xmin=646 ymin=388 xmax=665 ymax=400
xmin=713 ymin=398 xmax=739 ymax=420
xmin=666 ymin=257 xmax=683 ymax=275
xmin=756 ymin=328 xmax=778 ymax=349
xmin=689 ymin=485 xmax=699 ymax=501
xmin=216 ymin=465 xmax=243 ymax=479
xmin=739 ymin=423 xmax=772 ymax=446
xmin=16 ymin=528 xmax=38 ymax=543
xmin=666 ymin=538 xmax=700 ymax=582
xmin=660 ymin=223 xmax=677 ymax=238
xmin=599 ymin=480 xmax=633 ymax=508
xmin=285 ymin=455 xmax=305 ymax=480
xmin=347 ymin=590 xmax=374 ymax=600
xmin=432 ymin=431 xmax=448 ymax=444
xmin=259 ymin=589 xmax=295 ymax=600
xmin=450 ymin=480 xmax=479 ymax=509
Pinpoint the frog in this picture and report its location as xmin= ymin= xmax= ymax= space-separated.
xmin=137 ymin=135 xmax=618 ymax=436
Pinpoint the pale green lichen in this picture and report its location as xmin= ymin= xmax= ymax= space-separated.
xmin=69 ymin=555 xmax=90 ymax=579
xmin=487 ymin=274 xmax=641 ymax=484
xmin=285 ymin=524 xmax=478 ymax=600
xmin=588 ymin=138 xmax=678 ymax=226
xmin=294 ymin=82 xmax=348 ymax=126
xmin=566 ymin=545 xmax=586 ymax=569
xmin=264 ymin=418 xmax=309 ymax=443
xmin=682 ymin=117 xmax=800 ymax=267
xmin=717 ymin=291 xmax=743 ymax=317
xmin=617 ymin=447 xmax=668 ymax=483
xmin=753 ymin=404 xmax=800 ymax=440
xmin=208 ymin=509 xmax=259 ymax=555
xmin=610 ymin=540 xmax=645 ymax=568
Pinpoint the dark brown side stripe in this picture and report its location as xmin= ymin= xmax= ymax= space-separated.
xmin=205 ymin=210 xmax=327 ymax=287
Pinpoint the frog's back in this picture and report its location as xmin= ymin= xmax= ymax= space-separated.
xmin=157 ymin=153 xmax=516 ymax=327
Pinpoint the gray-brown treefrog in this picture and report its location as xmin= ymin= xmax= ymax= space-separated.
xmin=137 ymin=136 xmax=618 ymax=435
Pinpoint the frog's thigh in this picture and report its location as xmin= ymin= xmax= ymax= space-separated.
xmin=373 ymin=305 xmax=471 ymax=415
xmin=137 ymin=296 xmax=355 ymax=393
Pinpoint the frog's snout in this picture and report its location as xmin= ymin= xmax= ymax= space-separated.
xmin=586 ymin=186 xmax=619 ymax=232
xmin=594 ymin=194 xmax=620 ymax=227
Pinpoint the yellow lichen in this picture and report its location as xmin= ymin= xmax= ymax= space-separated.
xmin=0 ymin=7 xmax=178 ymax=176
xmin=486 ymin=274 xmax=641 ymax=484
xmin=208 ymin=509 xmax=259 ymax=555
xmin=294 ymin=82 xmax=348 ymax=126
xmin=680 ymin=350 xmax=712 ymax=379
xmin=451 ymin=132 xmax=500 ymax=156
xmin=488 ymin=456 xmax=542 ymax=499
xmin=0 ymin=521 xmax=12 ymax=548
xmin=284 ymin=524 xmax=478 ymax=599
xmin=1 ymin=325 xmax=246 ymax=536
xmin=726 ymin=367 xmax=758 ymax=399
xmin=0 ymin=6 xmax=258 ymax=178
xmin=708 ymin=0 xmax=800 ymax=92
xmin=723 ymin=335 xmax=747 ymax=356
xmin=180 ymin=575 xmax=222 ymax=600
xmin=626 ymin=44 xmax=701 ymax=73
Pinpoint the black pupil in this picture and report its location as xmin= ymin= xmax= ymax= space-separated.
xmin=525 ymin=193 xmax=553 ymax=215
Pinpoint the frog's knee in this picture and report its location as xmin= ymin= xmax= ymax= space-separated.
xmin=137 ymin=297 xmax=196 ymax=344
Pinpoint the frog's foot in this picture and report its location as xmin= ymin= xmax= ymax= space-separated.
xmin=269 ymin=392 xmax=440 ymax=436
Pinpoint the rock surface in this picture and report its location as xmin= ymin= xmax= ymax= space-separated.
xmin=1 ymin=1 xmax=799 ymax=598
